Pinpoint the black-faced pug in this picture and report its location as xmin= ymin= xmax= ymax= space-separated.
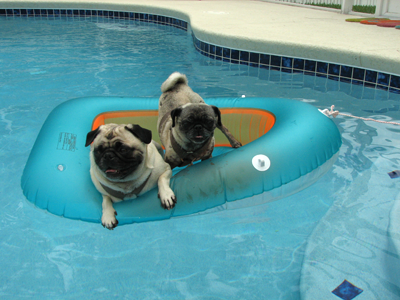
xmin=85 ymin=123 xmax=176 ymax=230
xmin=157 ymin=72 xmax=242 ymax=169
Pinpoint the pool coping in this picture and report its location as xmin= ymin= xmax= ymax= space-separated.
xmin=1 ymin=3 xmax=400 ymax=94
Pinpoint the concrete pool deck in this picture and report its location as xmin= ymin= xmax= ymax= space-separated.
xmin=1 ymin=0 xmax=400 ymax=76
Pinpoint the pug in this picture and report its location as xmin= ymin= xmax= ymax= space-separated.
xmin=157 ymin=72 xmax=242 ymax=169
xmin=85 ymin=123 xmax=176 ymax=230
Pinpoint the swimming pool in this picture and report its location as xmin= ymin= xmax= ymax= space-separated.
xmin=1 ymin=11 xmax=400 ymax=300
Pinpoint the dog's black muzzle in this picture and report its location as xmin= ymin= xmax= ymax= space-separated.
xmin=96 ymin=149 xmax=142 ymax=179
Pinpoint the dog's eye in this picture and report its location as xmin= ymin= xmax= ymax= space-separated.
xmin=118 ymin=145 xmax=132 ymax=155
xmin=204 ymin=118 xmax=214 ymax=127
xmin=119 ymin=147 xmax=128 ymax=154
xmin=181 ymin=120 xmax=191 ymax=127
xmin=114 ymin=142 xmax=127 ymax=154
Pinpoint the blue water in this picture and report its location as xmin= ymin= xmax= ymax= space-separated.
xmin=1 ymin=16 xmax=400 ymax=299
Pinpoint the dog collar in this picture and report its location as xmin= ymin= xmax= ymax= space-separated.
xmin=100 ymin=173 xmax=151 ymax=200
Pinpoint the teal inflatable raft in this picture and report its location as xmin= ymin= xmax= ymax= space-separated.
xmin=21 ymin=97 xmax=342 ymax=225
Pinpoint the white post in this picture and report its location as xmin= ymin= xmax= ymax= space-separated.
xmin=342 ymin=0 xmax=354 ymax=14
xmin=375 ymin=0 xmax=384 ymax=17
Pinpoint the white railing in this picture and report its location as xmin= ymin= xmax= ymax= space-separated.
xmin=263 ymin=0 xmax=400 ymax=17
xmin=267 ymin=0 xmax=341 ymax=4
xmin=266 ymin=0 xmax=376 ymax=5
xmin=353 ymin=0 xmax=376 ymax=5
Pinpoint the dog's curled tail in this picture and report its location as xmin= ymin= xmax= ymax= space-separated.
xmin=161 ymin=72 xmax=188 ymax=93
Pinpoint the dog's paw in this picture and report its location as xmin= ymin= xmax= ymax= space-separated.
xmin=232 ymin=140 xmax=242 ymax=148
xmin=101 ymin=210 xmax=118 ymax=230
xmin=158 ymin=190 xmax=177 ymax=210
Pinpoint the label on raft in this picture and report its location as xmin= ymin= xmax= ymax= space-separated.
xmin=57 ymin=132 xmax=77 ymax=152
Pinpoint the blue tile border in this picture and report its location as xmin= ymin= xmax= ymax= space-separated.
xmin=0 ymin=8 xmax=188 ymax=30
xmin=1 ymin=7 xmax=399 ymax=94
xmin=192 ymin=34 xmax=400 ymax=94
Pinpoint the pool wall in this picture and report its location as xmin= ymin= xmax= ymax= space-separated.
xmin=1 ymin=1 xmax=399 ymax=95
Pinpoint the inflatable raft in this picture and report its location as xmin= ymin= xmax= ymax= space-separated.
xmin=21 ymin=97 xmax=342 ymax=225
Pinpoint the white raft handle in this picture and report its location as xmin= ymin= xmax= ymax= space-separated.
xmin=319 ymin=105 xmax=400 ymax=126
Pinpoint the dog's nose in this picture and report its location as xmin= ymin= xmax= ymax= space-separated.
xmin=104 ymin=151 xmax=116 ymax=160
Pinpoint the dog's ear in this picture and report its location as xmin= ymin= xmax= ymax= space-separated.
xmin=125 ymin=124 xmax=152 ymax=144
xmin=85 ymin=127 xmax=101 ymax=147
xmin=211 ymin=106 xmax=222 ymax=126
xmin=170 ymin=108 xmax=182 ymax=128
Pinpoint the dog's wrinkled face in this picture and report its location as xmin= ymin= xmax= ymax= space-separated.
xmin=171 ymin=105 xmax=221 ymax=144
xmin=93 ymin=139 xmax=144 ymax=180
xmin=86 ymin=124 xmax=152 ymax=181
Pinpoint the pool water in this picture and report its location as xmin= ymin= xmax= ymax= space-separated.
xmin=1 ymin=16 xmax=400 ymax=299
